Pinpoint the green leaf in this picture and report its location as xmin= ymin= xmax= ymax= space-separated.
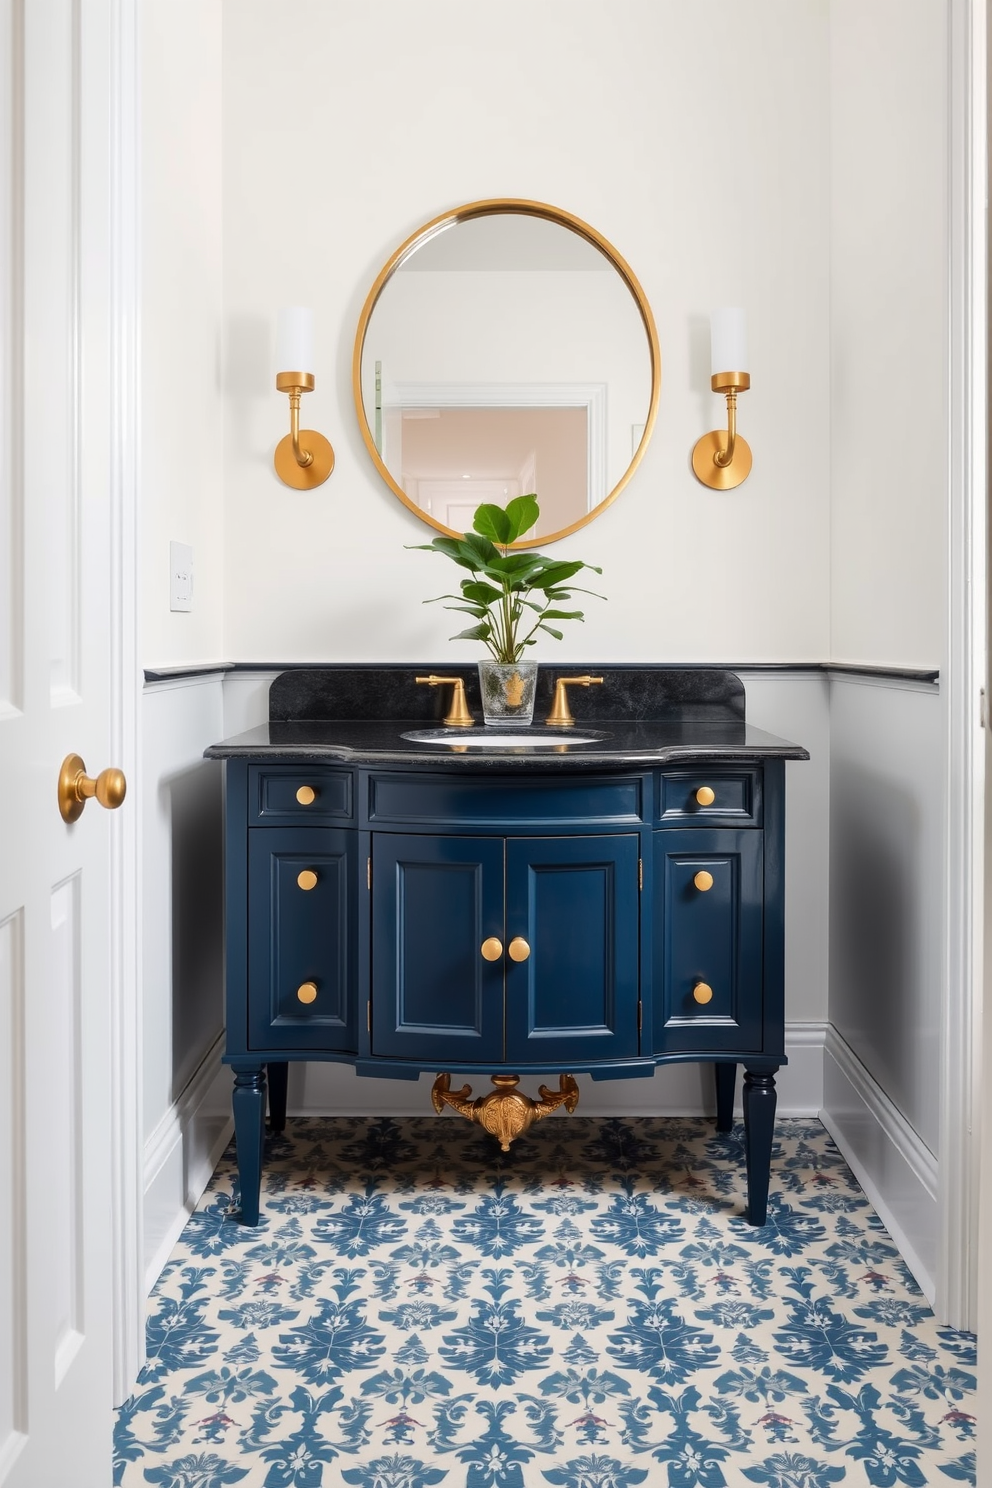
xmin=503 ymin=494 xmax=539 ymax=541
xmin=539 ymin=609 xmax=584 ymax=621
xmin=460 ymin=581 xmax=503 ymax=606
xmin=471 ymin=504 xmax=514 ymax=545
xmin=449 ymin=623 xmax=491 ymax=643
xmin=538 ymin=625 xmax=564 ymax=640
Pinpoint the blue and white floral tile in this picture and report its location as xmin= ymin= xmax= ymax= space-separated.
xmin=114 ymin=1116 xmax=976 ymax=1487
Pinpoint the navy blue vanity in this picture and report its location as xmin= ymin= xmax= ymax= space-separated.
xmin=205 ymin=665 xmax=807 ymax=1226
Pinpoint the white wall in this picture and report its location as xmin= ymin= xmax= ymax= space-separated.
xmin=824 ymin=0 xmax=949 ymax=1302
xmin=829 ymin=0 xmax=947 ymax=667
xmin=221 ymin=0 xmax=832 ymax=664
xmin=141 ymin=0 xmax=225 ymax=666
xmin=139 ymin=0 xmax=228 ymax=1284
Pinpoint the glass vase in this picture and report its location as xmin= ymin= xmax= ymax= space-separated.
xmin=478 ymin=660 xmax=539 ymax=727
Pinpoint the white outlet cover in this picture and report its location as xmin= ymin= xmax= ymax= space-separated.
xmin=170 ymin=541 xmax=193 ymax=612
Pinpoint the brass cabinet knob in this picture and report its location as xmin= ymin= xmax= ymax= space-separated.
xmin=695 ymin=785 xmax=716 ymax=806
xmin=297 ymin=869 xmax=318 ymax=891
xmin=693 ymin=981 xmax=714 ymax=1005
xmin=508 ymin=936 xmax=531 ymax=963
xmin=693 ymin=870 xmax=714 ymax=892
xmin=297 ymin=981 xmax=318 ymax=1004
xmin=481 ymin=937 xmax=503 ymax=961
xmin=58 ymin=753 xmax=127 ymax=823
xmin=296 ymin=785 xmax=317 ymax=805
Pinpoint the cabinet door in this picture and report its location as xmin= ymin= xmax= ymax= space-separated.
xmin=654 ymin=829 xmax=763 ymax=1053
xmin=371 ymin=833 xmax=505 ymax=1062
xmin=505 ymin=834 xmax=640 ymax=1063
xmin=248 ymin=828 xmax=357 ymax=1050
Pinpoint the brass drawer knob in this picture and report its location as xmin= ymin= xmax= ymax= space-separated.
xmin=481 ymin=937 xmax=503 ymax=961
xmin=693 ymin=870 xmax=714 ymax=892
xmin=297 ymin=981 xmax=318 ymax=1004
xmin=695 ymin=785 xmax=715 ymax=806
xmin=508 ymin=936 xmax=531 ymax=963
xmin=296 ymin=785 xmax=317 ymax=805
xmin=693 ymin=981 xmax=714 ymax=1005
xmin=297 ymin=869 xmax=318 ymax=891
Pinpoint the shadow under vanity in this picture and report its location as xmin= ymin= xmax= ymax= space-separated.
xmin=205 ymin=664 xmax=808 ymax=1226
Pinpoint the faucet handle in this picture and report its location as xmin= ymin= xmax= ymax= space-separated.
xmin=546 ymin=675 xmax=604 ymax=728
xmin=415 ymin=674 xmax=475 ymax=727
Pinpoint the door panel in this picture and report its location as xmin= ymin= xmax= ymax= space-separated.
xmin=248 ymin=829 xmax=357 ymax=1051
xmin=504 ymin=835 xmax=639 ymax=1063
xmin=654 ymin=830 xmax=763 ymax=1052
xmin=371 ymin=834 xmax=504 ymax=1062
xmin=0 ymin=1 xmax=119 ymax=1480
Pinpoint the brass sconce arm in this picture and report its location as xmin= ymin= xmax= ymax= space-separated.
xmin=692 ymin=371 xmax=752 ymax=490
xmin=277 ymin=372 xmax=316 ymax=469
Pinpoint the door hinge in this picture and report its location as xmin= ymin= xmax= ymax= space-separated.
xmin=637 ymin=999 xmax=643 ymax=1033
xmin=638 ymin=858 xmax=643 ymax=891
xmin=981 ymin=688 xmax=987 ymax=729
xmin=367 ymin=1000 xmax=371 ymax=1033
xmin=367 ymin=856 xmax=371 ymax=890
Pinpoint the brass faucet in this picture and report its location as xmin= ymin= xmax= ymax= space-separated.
xmin=415 ymin=674 xmax=474 ymax=727
xmin=546 ymin=674 xmax=604 ymax=727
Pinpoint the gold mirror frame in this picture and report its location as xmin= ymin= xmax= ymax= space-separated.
xmin=352 ymin=198 xmax=661 ymax=549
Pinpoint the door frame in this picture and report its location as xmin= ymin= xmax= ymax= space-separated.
xmin=104 ymin=0 xmax=143 ymax=1405
xmin=941 ymin=0 xmax=986 ymax=1330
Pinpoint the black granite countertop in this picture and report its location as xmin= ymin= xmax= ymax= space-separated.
xmin=204 ymin=666 xmax=809 ymax=769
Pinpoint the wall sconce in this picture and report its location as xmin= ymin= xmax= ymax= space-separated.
xmin=691 ymin=308 xmax=752 ymax=490
xmin=273 ymin=307 xmax=334 ymax=489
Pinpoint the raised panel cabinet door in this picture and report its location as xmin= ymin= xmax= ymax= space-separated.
xmin=654 ymin=829 xmax=763 ymax=1053
xmin=371 ymin=833 xmax=505 ymax=1062
xmin=504 ymin=834 xmax=640 ymax=1064
xmin=247 ymin=828 xmax=358 ymax=1050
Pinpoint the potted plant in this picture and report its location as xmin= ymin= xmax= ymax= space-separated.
xmin=410 ymin=494 xmax=604 ymax=725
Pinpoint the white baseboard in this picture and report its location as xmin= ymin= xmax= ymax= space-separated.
xmin=284 ymin=1022 xmax=829 ymax=1119
xmin=820 ymin=1025 xmax=938 ymax=1304
xmin=143 ymin=1033 xmax=233 ymax=1292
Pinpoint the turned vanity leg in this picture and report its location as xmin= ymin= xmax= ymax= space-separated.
xmin=742 ymin=1064 xmax=778 ymax=1226
xmin=714 ymin=1062 xmax=736 ymax=1132
xmin=232 ymin=1063 xmax=267 ymax=1225
xmin=266 ymin=1061 xmax=289 ymax=1133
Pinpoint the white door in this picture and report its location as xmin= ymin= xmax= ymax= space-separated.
xmin=0 ymin=2 xmax=131 ymax=1482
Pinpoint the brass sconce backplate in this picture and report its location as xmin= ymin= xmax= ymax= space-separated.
xmin=431 ymin=1071 xmax=580 ymax=1151
xmin=691 ymin=429 xmax=753 ymax=489
xmin=274 ymin=430 xmax=335 ymax=489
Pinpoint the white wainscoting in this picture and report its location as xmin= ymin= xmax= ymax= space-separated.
xmin=141 ymin=673 xmax=232 ymax=1287
xmin=821 ymin=1025 xmax=938 ymax=1303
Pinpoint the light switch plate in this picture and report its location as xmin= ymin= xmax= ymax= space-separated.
xmin=170 ymin=541 xmax=193 ymax=612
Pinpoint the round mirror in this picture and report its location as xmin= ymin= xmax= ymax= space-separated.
xmin=352 ymin=199 xmax=660 ymax=547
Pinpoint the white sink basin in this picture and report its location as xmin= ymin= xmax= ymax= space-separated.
xmin=401 ymin=727 xmax=609 ymax=747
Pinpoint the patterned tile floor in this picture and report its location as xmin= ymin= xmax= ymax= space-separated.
xmin=114 ymin=1116 xmax=976 ymax=1487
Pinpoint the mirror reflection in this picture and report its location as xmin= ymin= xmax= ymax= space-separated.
xmin=353 ymin=202 xmax=660 ymax=546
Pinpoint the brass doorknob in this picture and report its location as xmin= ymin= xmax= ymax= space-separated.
xmin=296 ymin=785 xmax=317 ymax=805
xmin=693 ymin=981 xmax=714 ymax=1005
xmin=481 ymin=937 xmax=503 ymax=961
xmin=695 ymin=786 xmax=715 ymax=806
xmin=508 ymin=936 xmax=531 ymax=962
xmin=297 ymin=981 xmax=318 ymax=1004
xmin=297 ymin=870 xmax=318 ymax=890
xmin=694 ymin=870 xmax=714 ymax=892
xmin=58 ymin=753 xmax=127 ymax=823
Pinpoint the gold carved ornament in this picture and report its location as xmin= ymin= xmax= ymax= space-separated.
xmin=431 ymin=1072 xmax=580 ymax=1151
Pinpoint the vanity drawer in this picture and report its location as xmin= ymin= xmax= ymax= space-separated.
xmin=366 ymin=772 xmax=646 ymax=829
xmin=657 ymin=768 xmax=761 ymax=827
xmin=248 ymin=765 xmax=354 ymax=824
